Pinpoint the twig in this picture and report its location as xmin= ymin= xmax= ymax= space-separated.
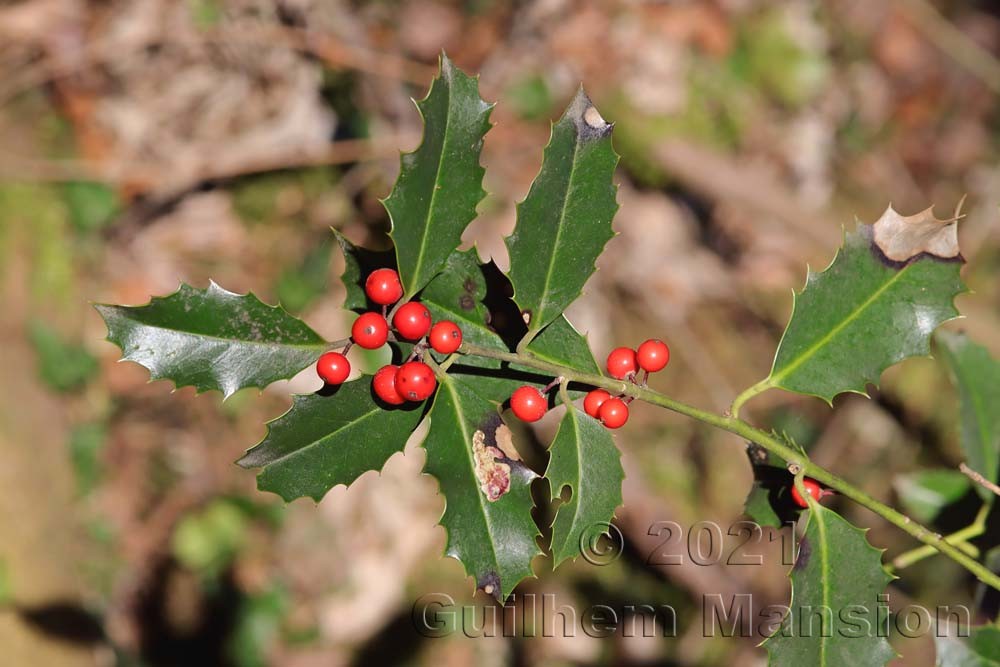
xmin=960 ymin=462 xmax=1000 ymax=497
xmin=458 ymin=341 xmax=1000 ymax=592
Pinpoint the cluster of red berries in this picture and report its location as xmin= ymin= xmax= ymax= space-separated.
xmin=508 ymin=338 xmax=671 ymax=430
xmin=314 ymin=268 xmax=463 ymax=404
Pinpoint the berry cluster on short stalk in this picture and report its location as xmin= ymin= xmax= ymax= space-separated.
xmin=314 ymin=268 xmax=463 ymax=405
xmin=509 ymin=338 xmax=672 ymax=430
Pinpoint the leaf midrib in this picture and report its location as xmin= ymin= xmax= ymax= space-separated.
xmin=111 ymin=313 xmax=325 ymax=351
xmin=406 ymin=76 xmax=455 ymax=296
xmin=551 ymin=410 xmax=587 ymax=559
xmin=532 ymin=131 xmax=581 ymax=331
xmin=771 ymin=262 xmax=910 ymax=387
xmin=814 ymin=509 xmax=831 ymax=667
xmin=440 ymin=379 xmax=502 ymax=582
xmin=253 ymin=404 xmax=383 ymax=468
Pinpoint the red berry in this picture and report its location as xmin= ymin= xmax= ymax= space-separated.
xmin=637 ymin=339 xmax=670 ymax=373
xmin=396 ymin=361 xmax=436 ymax=401
xmin=393 ymin=302 xmax=432 ymax=340
xmin=791 ymin=478 xmax=824 ymax=508
xmin=365 ymin=268 xmax=403 ymax=305
xmin=372 ymin=364 xmax=405 ymax=405
xmin=606 ymin=347 xmax=638 ymax=380
xmin=429 ymin=320 xmax=463 ymax=354
xmin=584 ymin=389 xmax=612 ymax=418
xmin=599 ymin=398 xmax=629 ymax=429
xmin=316 ymin=351 xmax=350 ymax=385
xmin=510 ymin=386 xmax=547 ymax=422
xmin=351 ymin=312 xmax=389 ymax=349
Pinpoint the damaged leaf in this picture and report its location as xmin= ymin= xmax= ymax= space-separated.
xmin=546 ymin=403 xmax=624 ymax=567
xmin=871 ymin=205 xmax=960 ymax=264
xmin=506 ymin=88 xmax=619 ymax=337
xmin=423 ymin=375 xmax=542 ymax=599
xmin=760 ymin=213 xmax=965 ymax=403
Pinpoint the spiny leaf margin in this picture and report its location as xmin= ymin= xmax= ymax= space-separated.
xmin=95 ymin=281 xmax=326 ymax=399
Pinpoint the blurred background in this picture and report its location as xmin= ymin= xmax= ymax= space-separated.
xmin=1 ymin=0 xmax=1000 ymax=665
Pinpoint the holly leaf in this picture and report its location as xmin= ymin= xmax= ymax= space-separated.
xmin=894 ymin=468 xmax=972 ymax=523
xmin=385 ymin=54 xmax=493 ymax=298
xmin=95 ymin=282 xmax=326 ymax=398
xmin=421 ymin=250 xmax=596 ymax=400
xmin=935 ymin=625 xmax=1000 ymax=666
xmin=523 ymin=315 xmax=601 ymax=376
xmin=761 ymin=207 xmax=964 ymax=403
xmin=420 ymin=249 xmax=527 ymax=401
xmin=333 ymin=230 xmax=396 ymax=314
xmin=505 ymin=88 xmax=619 ymax=337
xmin=423 ymin=375 xmax=542 ymax=599
xmin=546 ymin=404 xmax=623 ymax=567
xmin=764 ymin=505 xmax=896 ymax=666
xmin=421 ymin=248 xmax=508 ymax=358
xmin=237 ymin=379 xmax=424 ymax=502
xmin=936 ymin=330 xmax=1000 ymax=504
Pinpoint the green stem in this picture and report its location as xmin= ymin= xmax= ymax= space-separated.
xmin=730 ymin=379 xmax=773 ymax=419
xmin=459 ymin=342 xmax=1000 ymax=592
xmin=889 ymin=504 xmax=989 ymax=572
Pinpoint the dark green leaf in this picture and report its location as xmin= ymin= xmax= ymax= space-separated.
xmin=505 ymin=88 xmax=618 ymax=336
xmin=935 ymin=625 xmax=1000 ymax=666
xmin=96 ymin=282 xmax=326 ymax=398
xmin=422 ymin=248 xmax=508 ymax=357
xmin=423 ymin=375 xmax=541 ymax=599
xmin=385 ymin=55 xmax=493 ymax=297
xmin=421 ymin=249 xmax=598 ymax=400
xmin=238 ymin=378 xmax=423 ymax=502
xmin=546 ymin=404 xmax=623 ymax=567
xmin=764 ymin=505 xmax=895 ymax=666
xmin=30 ymin=320 xmax=98 ymax=392
xmin=523 ymin=315 xmax=600 ymax=375
xmin=420 ymin=248 xmax=527 ymax=401
xmin=936 ymin=330 xmax=1000 ymax=504
xmin=333 ymin=230 xmax=396 ymax=314
xmin=894 ymin=468 xmax=972 ymax=523
xmin=762 ymin=212 xmax=964 ymax=403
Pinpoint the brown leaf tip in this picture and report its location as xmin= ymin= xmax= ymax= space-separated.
xmin=872 ymin=205 xmax=961 ymax=263
xmin=567 ymin=88 xmax=613 ymax=142
xmin=478 ymin=571 xmax=501 ymax=599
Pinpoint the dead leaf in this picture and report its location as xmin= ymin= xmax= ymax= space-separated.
xmin=871 ymin=205 xmax=960 ymax=262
